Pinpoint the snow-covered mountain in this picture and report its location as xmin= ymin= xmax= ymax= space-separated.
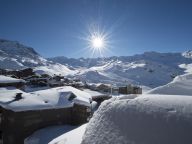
xmin=0 ymin=39 xmax=75 ymax=76
xmin=182 ymin=50 xmax=192 ymax=59
xmin=0 ymin=39 xmax=48 ymax=69
xmin=49 ymin=52 xmax=192 ymax=87
xmin=1 ymin=39 xmax=192 ymax=88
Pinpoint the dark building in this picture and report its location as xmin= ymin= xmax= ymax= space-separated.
xmin=0 ymin=86 xmax=92 ymax=144
xmin=0 ymin=104 xmax=90 ymax=144
xmin=1 ymin=68 xmax=35 ymax=79
xmin=119 ymin=85 xmax=142 ymax=94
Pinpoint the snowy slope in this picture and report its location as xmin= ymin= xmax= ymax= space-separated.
xmin=51 ymin=52 xmax=192 ymax=87
xmin=2 ymin=39 xmax=192 ymax=88
xmin=34 ymin=63 xmax=77 ymax=76
xmin=147 ymin=58 xmax=192 ymax=95
xmin=0 ymin=39 xmax=48 ymax=69
xmin=147 ymin=73 xmax=192 ymax=95
xmin=82 ymin=94 xmax=192 ymax=144
xmin=0 ymin=39 xmax=77 ymax=76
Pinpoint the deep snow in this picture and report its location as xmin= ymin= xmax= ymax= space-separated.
xmin=81 ymin=94 xmax=192 ymax=144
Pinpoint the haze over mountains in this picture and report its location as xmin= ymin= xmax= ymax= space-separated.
xmin=1 ymin=39 xmax=192 ymax=88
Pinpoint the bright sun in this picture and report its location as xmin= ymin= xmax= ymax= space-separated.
xmin=82 ymin=24 xmax=111 ymax=57
xmin=92 ymin=37 xmax=104 ymax=49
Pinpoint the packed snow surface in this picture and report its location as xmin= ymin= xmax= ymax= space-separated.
xmin=82 ymin=94 xmax=192 ymax=144
xmin=0 ymin=86 xmax=91 ymax=111
xmin=0 ymin=75 xmax=25 ymax=83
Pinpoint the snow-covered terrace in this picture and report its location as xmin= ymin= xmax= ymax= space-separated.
xmin=0 ymin=86 xmax=91 ymax=112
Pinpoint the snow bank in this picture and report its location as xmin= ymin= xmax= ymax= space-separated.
xmin=148 ymin=73 xmax=192 ymax=95
xmin=0 ymin=75 xmax=25 ymax=83
xmin=82 ymin=94 xmax=192 ymax=144
xmin=0 ymin=86 xmax=91 ymax=111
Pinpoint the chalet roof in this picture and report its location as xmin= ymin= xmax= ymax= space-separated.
xmin=0 ymin=86 xmax=91 ymax=112
xmin=0 ymin=75 xmax=25 ymax=84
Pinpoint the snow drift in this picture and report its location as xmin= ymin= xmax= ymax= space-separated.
xmin=82 ymin=94 xmax=192 ymax=144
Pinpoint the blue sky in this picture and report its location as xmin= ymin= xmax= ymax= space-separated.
xmin=0 ymin=0 xmax=192 ymax=58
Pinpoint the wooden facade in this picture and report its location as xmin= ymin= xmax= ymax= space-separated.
xmin=0 ymin=82 xmax=25 ymax=89
xmin=92 ymin=95 xmax=112 ymax=104
xmin=0 ymin=68 xmax=34 ymax=79
xmin=0 ymin=104 xmax=91 ymax=144
xmin=119 ymin=85 xmax=142 ymax=94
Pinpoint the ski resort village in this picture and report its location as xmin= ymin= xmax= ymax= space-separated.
xmin=1 ymin=0 xmax=192 ymax=143
xmin=0 ymin=39 xmax=192 ymax=144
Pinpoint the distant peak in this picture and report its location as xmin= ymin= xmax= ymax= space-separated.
xmin=182 ymin=50 xmax=192 ymax=58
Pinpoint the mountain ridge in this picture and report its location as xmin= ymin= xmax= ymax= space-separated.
xmin=1 ymin=39 xmax=192 ymax=88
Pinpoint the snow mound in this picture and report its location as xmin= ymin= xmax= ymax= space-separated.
xmin=148 ymin=73 xmax=192 ymax=95
xmin=82 ymin=94 xmax=192 ymax=144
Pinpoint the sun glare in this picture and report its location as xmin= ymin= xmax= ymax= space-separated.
xmin=92 ymin=36 xmax=104 ymax=49
xmin=79 ymin=23 xmax=112 ymax=57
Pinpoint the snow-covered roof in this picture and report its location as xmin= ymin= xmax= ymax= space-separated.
xmin=0 ymin=75 xmax=25 ymax=84
xmin=0 ymin=86 xmax=91 ymax=112
xmin=82 ymin=94 xmax=192 ymax=144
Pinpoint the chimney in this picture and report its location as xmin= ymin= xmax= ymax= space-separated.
xmin=15 ymin=93 xmax=23 ymax=101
